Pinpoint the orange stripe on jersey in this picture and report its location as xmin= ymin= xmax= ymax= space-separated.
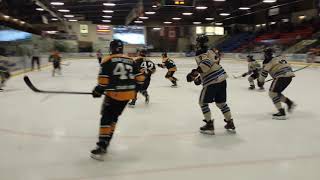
xmin=168 ymin=67 xmax=177 ymax=72
xmin=98 ymin=76 xmax=110 ymax=86
xmin=106 ymin=90 xmax=136 ymax=101
xmin=135 ymin=73 xmax=145 ymax=84
xmin=100 ymin=127 xmax=113 ymax=135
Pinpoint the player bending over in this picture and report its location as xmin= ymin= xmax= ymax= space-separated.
xmin=242 ymin=55 xmax=263 ymax=90
xmin=157 ymin=52 xmax=178 ymax=87
xmin=187 ymin=35 xmax=235 ymax=135
xmin=49 ymin=50 xmax=62 ymax=77
xmin=90 ymin=39 xmax=145 ymax=161
xmin=258 ymin=48 xmax=296 ymax=120
xmin=0 ymin=59 xmax=11 ymax=92
xmin=129 ymin=49 xmax=156 ymax=107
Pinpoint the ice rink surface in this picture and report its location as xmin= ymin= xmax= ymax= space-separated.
xmin=1 ymin=57 xmax=320 ymax=180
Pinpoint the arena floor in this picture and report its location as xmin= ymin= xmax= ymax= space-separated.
xmin=0 ymin=57 xmax=320 ymax=180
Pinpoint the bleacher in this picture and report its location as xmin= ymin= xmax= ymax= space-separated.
xmin=216 ymin=32 xmax=257 ymax=52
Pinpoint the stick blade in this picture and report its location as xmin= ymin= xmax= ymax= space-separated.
xmin=24 ymin=76 xmax=42 ymax=93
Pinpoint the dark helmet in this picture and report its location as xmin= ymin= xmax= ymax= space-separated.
xmin=139 ymin=49 xmax=147 ymax=57
xmin=247 ymin=55 xmax=254 ymax=61
xmin=162 ymin=52 xmax=167 ymax=58
xmin=196 ymin=35 xmax=209 ymax=45
xmin=109 ymin=39 xmax=124 ymax=54
xmin=264 ymin=48 xmax=274 ymax=57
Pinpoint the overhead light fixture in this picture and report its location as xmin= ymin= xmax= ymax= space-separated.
xmin=68 ymin=19 xmax=78 ymax=22
xmin=20 ymin=21 xmax=26 ymax=24
xmin=153 ymin=27 xmax=161 ymax=30
xmin=220 ymin=13 xmax=230 ymax=16
xmin=262 ymin=23 xmax=266 ymax=26
xmin=214 ymin=0 xmax=226 ymax=1
xmin=263 ymin=0 xmax=277 ymax=3
xmin=282 ymin=18 xmax=289 ymax=22
xmin=139 ymin=16 xmax=149 ymax=19
xmin=102 ymin=19 xmax=111 ymax=22
xmin=102 ymin=15 xmax=112 ymax=18
xmin=182 ymin=12 xmax=193 ymax=16
xmin=196 ymin=6 xmax=208 ymax=10
xmin=298 ymin=15 xmax=306 ymax=20
xmin=215 ymin=22 xmax=223 ymax=26
xmin=12 ymin=18 xmax=18 ymax=21
xmin=145 ymin=11 xmax=156 ymax=15
xmin=164 ymin=21 xmax=172 ymax=24
xmin=46 ymin=31 xmax=58 ymax=34
xmin=256 ymin=24 xmax=261 ymax=27
xmin=3 ymin=15 xmax=10 ymax=19
xmin=51 ymin=18 xmax=58 ymax=21
xmin=193 ymin=22 xmax=201 ymax=25
xmin=64 ymin=15 xmax=74 ymax=18
xmin=50 ymin=2 xmax=64 ymax=6
xmin=103 ymin=3 xmax=116 ymax=6
xmin=270 ymin=21 xmax=276 ymax=25
xmin=239 ymin=7 xmax=250 ymax=10
xmin=36 ymin=8 xmax=44 ymax=11
xmin=103 ymin=10 xmax=114 ymax=13
xmin=172 ymin=17 xmax=182 ymax=20
xmin=134 ymin=20 xmax=143 ymax=23
xmin=152 ymin=5 xmax=157 ymax=8
xmin=205 ymin=17 xmax=214 ymax=21
xmin=58 ymin=9 xmax=70 ymax=12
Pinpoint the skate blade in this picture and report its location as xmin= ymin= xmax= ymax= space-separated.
xmin=90 ymin=154 xmax=105 ymax=161
xmin=226 ymin=129 xmax=236 ymax=134
xmin=272 ymin=116 xmax=287 ymax=120
xmin=200 ymin=130 xmax=215 ymax=135
xmin=128 ymin=104 xmax=135 ymax=108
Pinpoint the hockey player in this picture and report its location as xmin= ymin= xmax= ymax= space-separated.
xmin=258 ymin=48 xmax=296 ymax=120
xmin=96 ymin=49 xmax=103 ymax=64
xmin=157 ymin=52 xmax=178 ymax=87
xmin=90 ymin=39 xmax=145 ymax=161
xmin=128 ymin=49 xmax=156 ymax=107
xmin=241 ymin=55 xmax=263 ymax=90
xmin=186 ymin=35 xmax=235 ymax=135
xmin=0 ymin=59 xmax=11 ymax=92
xmin=48 ymin=50 xmax=62 ymax=77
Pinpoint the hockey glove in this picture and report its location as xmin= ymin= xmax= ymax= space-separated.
xmin=242 ymin=73 xmax=248 ymax=77
xmin=194 ymin=76 xmax=202 ymax=86
xmin=186 ymin=69 xmax=199 ymax=82
xmin=92 ymin=86 xmax=104 ymax=98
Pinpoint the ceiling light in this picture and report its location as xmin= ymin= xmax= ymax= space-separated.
xmin=164 ymin=21 xmax=172 ymax=24
xmin=256 ymin=24 xmax=261 ymax=27
xmin=12 ymin=18 xmax=18 ymax=21
xmin=103 ymin=3 xmax=116 ymax=6
xmin=172 ymin=17 xmax=182 ymax=20
xmin=64 ymin=15 xmax=74 ymax=18
xmin=102 ymin=15 xmax=112 ymax=18
xmin=36 ymin=8 xmax=44 ymax=11
xmin=102 ymin=20 xmax=111 ymax=22
xmin=58 ymin=9 xmax=70 ymax=12
xmin=215 ymin=22 xmax=223 ymax=26
xmin=145 ymin=11 xmax=156 ymax=15
xmin=20 ymin=21 xmax=26 ymax=24
xmin=282 ymin=18 xmax=289 ymax=22
xmin=50 ymin=2 xmax=64 ymax=6
xmin=182 ymin=12 xmax=193 ymax=16
xmin=3 ymin=15 xmax=10 ymax=19
xmin=298 ymin=15 xmax=306 ymax=20
xmin=153 ymin=27 xmax=161 ymax=30
xmin=262 ymin=23 xmax=266 ymax=26
xmin=103 ymin=10 xmax=114 ymax=13
xmin=152 ymin=5 xmax=157 ymax=8
xmin=196 ymin=6 xmax=208 ymax=10
xmin=68 ymin=19 xmax=78 ymax=22
xmin=134 ymin=20 xmax=143 ymax=23
xmin=193 ymin=22 xmax=201 ymax=25
xmin=220 ymin=13 xmax=230 ymax=16
xmin=239 ymin=7 xmax=250 ymax=10
xmin=139 ymin=16 xmax=149 ymax=19
xmin=270 ymin=21 xmax=276 ymax=25
xmin=51 ymin=18 xmax=58 ymax=21
xmin=46 ymin=31 xmax=58 ymax=34
xmin=214 ymin=0 xmax=226 ymax=1
xmin=205 ymin=17 xmax=214 ymax=20
xmin=263 ymin=0 xmax=277 ymax=3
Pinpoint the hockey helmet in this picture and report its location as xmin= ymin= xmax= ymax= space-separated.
xmin=109 ymin=39 xmax=124 ymax=54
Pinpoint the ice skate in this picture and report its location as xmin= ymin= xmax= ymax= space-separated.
xmin=249 ymin=85 xmax=255 ymax=90
xmin=224 ymin=119 xmax=236 ymax=133
xmin=145 ymin=94 xmax=150 ymax=104
xmin=90 ymin=146 xmax=107 ymax=161
xmin=286 ymin=100 xmax=296 ymax=113
xmin=171 ymin=81 xmax=178 ymax=88
xmin=128 ymin=99 xmax=136 ymax=108
xmin=272 ymin=108 xmax=287 ymax=120
xmin=200 ymin=120 xmax=215 ymax=135
xmin=0 ymin=88 xmax=3 ymax=92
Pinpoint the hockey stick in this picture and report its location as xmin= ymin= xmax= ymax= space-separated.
xmin=232 ymin=74 xmax=243 ymax=79
xmin=24 ymin=76 xmax=92 ymax=95
xmin=265 ymin=64 xmax=311 ymax=82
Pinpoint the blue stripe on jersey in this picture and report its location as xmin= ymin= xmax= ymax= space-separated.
xmin=274 ymin=67 xmax=292 ymax=77
xmin=261 ymin=70 xmax=268 ymax=77
xmin=203 ymin=68 xmax=226 ymax=85
xmin=201 ymin=60 xmax=213 ymax=67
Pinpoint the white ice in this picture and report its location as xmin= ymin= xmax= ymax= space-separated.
xmin=0 ymin=57 xmax=320 ymax=180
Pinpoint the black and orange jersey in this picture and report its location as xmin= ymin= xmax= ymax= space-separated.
xmin=97 ymin=54 xmax=144 ymax=101
xmin=162 ymin=58 xmax=177 ymax=71
xmin=135 ymin=56 xmax=156 ymax=77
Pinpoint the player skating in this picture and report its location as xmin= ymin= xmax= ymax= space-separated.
xmin=0 ymin=58 xmax=11 ymax=92
xmin=49 ymin=50 xmax=62 ymax=77
xmin=128 ymin=49 xmax=156 ymax=107
xmin=241 ymin=55 xmax=264 ymax=90
xmin=157 ymin=52 xmax=178 ymax=87
xmin=90 ymin=39 xmax=144 ymax=161
xmin=186 ymin=35 xmax=235 ymax=135
xmin=96 ymin=49 xmax=103 ymax=65
xmin=258 ymin=48 xmax=296 ymax=120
